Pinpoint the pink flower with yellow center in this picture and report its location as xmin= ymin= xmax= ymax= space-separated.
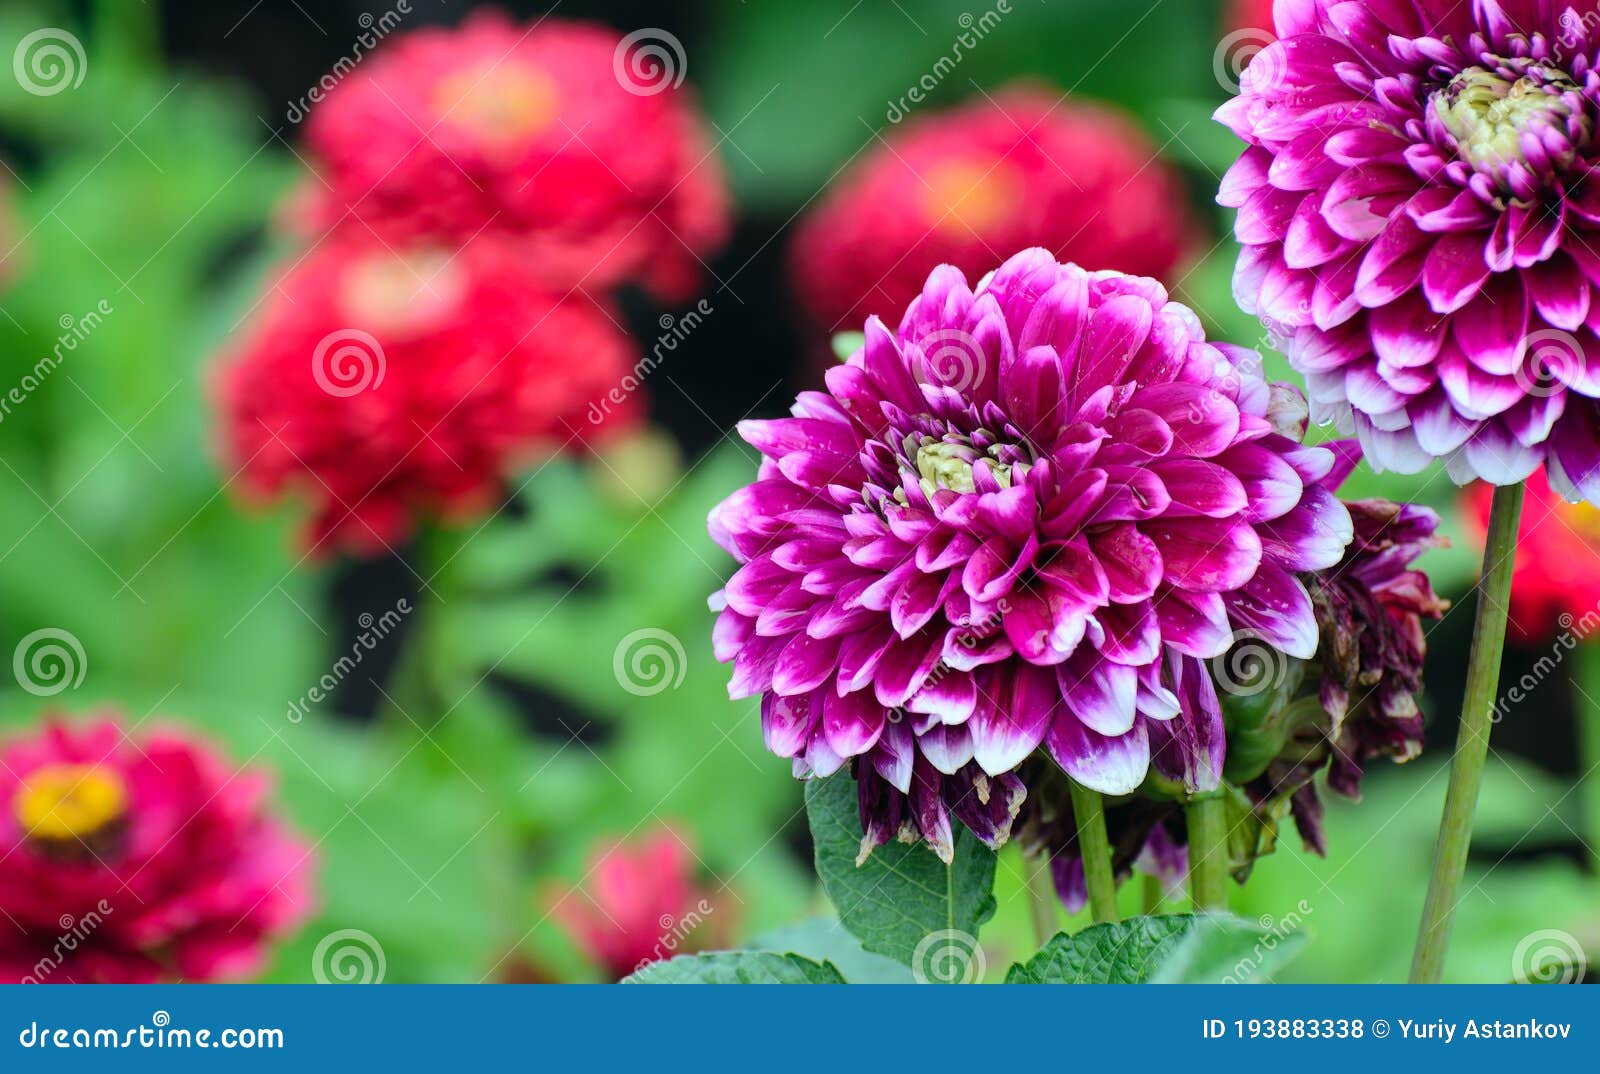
xmin=0 ymin=716 xmax=315 ymax=983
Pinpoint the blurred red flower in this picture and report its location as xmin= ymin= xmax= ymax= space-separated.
xmin=216 ymin=236 xmax=641 ymax=555
xmin=788 ymin=85 xmax=1199 ymax=338
xmin=0 ymin=715 xmax=315 ymax=983
xmin=297 ymin=14 xmax=730 ymax=303
xmin=1225 ymin=0 xmax=1277 ymax=37
xmin=1466 ymin=469 xmax=1600 ymax=643
xmin=545 ymin=827 xmax=716 ymax=980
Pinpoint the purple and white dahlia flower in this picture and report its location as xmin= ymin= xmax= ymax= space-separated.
xmin=1219 ymin=0 xmax=1600 ymax=500
xmin=708 ymin=249 xmax=1354 ymax=861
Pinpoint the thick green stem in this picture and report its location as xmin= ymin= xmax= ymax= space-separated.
xmin=1186 ymin=795 xmax=1230 ymax=912
xmin=1023 ymin=854 xmax=1058 ymax=947
xmin=1409 ymin=480 xmax=1524 ymax=984
xmin=1577 ymin=641 xmax=1600 ymax=886
xmin=1068 ymin=780 xmax=1120 ymax=923
xmin=1142 ymin=873 xmax=1163 ymax=915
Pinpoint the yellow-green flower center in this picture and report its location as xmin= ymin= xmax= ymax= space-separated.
xmin=1432 ymin=65 xmax=1584 ymax=174
xmin=13 ymin=763 xmax=128 ymax=844
xmin=913 ymin=438 xmax=1012 ymax=497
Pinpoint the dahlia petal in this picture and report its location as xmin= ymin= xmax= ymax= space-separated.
xmin=771 ymin=632 xmax=840 ymax=696
xmin=1145 ymin=516 xmax=1263 ymax=592
xmin=1224 ymin=564 xmax=1318 ymax=659
xmin=907 ymin=670 xmax=979 ymax=724
xmin=1421 ymin=230 xmax=1493 ymax=313
xmin=917 ymin=722 xmax=975 ymax=776
xmin=1451 ymin=276 xmax=1529 ymax=374
xmin=823 ymin=688 xmax=887 ymax=758
xmin=1257 ymin=484 xmax=1354 ymax=571
xmin=1150 ymin=458 xmax=1248 ymax=517
xmin=758 ymin=693 xmax=815 ymax=759
xmin=1130 ymin=383 xmax=1241 ymax=455
xmin=870 ymin=717 xmax=915 ymax=793
xmin=1046 ymin=715 xmax=1149 ymax=796
xmin=1060 ymin=654 xmax=1138 ymax=736
xmin=1155 ymin=588 xmax=1233 ymax=658
xmin=969 ymin=665 xmax=1053 ymax=774
xmin=1088 ymin=523 xmax=1162 ymax=602
xmin=1093 ymin=599 xmax=1162 ymax=665
xmin=1218 ymin=442 xmax=1305 ymax=522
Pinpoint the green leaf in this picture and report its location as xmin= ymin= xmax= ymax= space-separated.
xmin=1006 ymin=915 xmax=1196 ymax=983
xmin=751 ymin=917 xmax=915 ymax=984
xmin=624 ymin=951 xmax=845 ymax=984
xmin=1149 ymin=914 xmax=1309 ymax=984
xmin=805 ymin=773 xmax=997 ymax=971
xmin=1005 ymin=913 xmax=1308 ymax=984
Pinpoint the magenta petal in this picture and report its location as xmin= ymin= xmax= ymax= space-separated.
xmin=823 ymin=688 xmax=887 ymax=758
xmin=761 ymin=692 xmax=817 ymax=757
xmin=1046 ymin=714 xmax=1150 ymax=795
xmin=1145 ymin=517 xmax=1263 ymax=592
xmin=906 ymin=670 xmax=979 ymax=724
xmin=1151 ymin=458 xmax=1248 ymax=518
xmin=969 ymin=666 xmax=1053 ymax=774
xmin=917 ymin=722 xmax=975 ymax=775
xmin=1059 ymin=654 xmax=1137 ymax=736
xmin=1093 ymin=600 xmax=1162 ymax=665
xmin=1088 ymin=524 xmax=1162 ymax=601
xmin=1422 ymin=230 xmax=1492 ymax=313
xmin=1155 ymin=588 xmax=1232 ymax=658
xmin=1223 ymin=564 xmax=1318 ymax=659
xmin=1148 ymin=652 xmax=1223 ymax=794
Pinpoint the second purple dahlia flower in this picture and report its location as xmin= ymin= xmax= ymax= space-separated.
xmin=709 ymin=249 xmax=1353 ymax=861
xmin=1219 ymin=0 xmax=1600 ymax=500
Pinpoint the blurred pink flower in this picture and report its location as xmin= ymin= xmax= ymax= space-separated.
xmin=0 ymin=715 xmax=315 ymax=983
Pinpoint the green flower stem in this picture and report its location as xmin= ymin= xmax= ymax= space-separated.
xmin=1409 ymin=480 xmax=1525 ymax=984
xmin=1185 ymin=794 xmax=1229 ymax=912
xmin=1023 ymin=853 xmax=1058 ymax=947
xmin=1577 ymin=641 xmax=1600 ymax=887
xmin=1068 ymin=780 xmax=1120 ymax=924
xmin=1142 ymin=873 xmax=1163 ymax=915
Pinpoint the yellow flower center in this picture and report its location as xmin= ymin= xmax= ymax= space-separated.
xmin=920 ymin=160 xmax=1020 ymax=236
xmin=1432 ymin=64 xmax=1586 ymax=175
xmin=432 ymin=63 xmax=558 ymax=152
xmin=340 ymin=248 xmax=466 ymax=336
xmin=13 ymin=764 xmax=128 ymax=843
